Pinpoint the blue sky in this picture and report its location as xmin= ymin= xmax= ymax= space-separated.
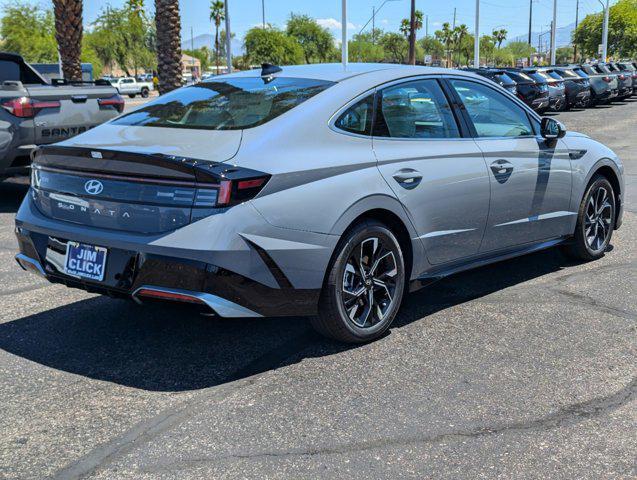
xmin=12 ymin=0 xmax=610 ymax=43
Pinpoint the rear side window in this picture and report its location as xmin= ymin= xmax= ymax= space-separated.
xmin=450 ymin=79 xmax=534 ymax=138
xmin=113 ymin=77 xmax=334 ymax=130
xmin=0 ymin=60 xmax=20 ymax=83
xmin=335 ymin=95 xmax=374 ymax=135
xmin=374 ymin=79 xmax=460 ymax=139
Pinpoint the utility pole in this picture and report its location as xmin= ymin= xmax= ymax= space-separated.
xmin=224 ymin=0 xmax=231 ymax=72
xmin=601 ymin=0 xmax=609 ymax=61
xmin=474 ymin=0 xmax=480 ymax=68
xmin=372 ymin=6 xmax=375 ymax=43
xmin=528 ymin=0 xmax=533 ymax=66
xmin=573 ymin=0 xmax=579 ymax=62
xmin=426 ymin=14 xmax=429 ymax=37
xmin=453 ymin=7 xmax=457 ymax=29
xmin=342 ymin=0 xmax=348 ymax=69
xmin=261 ymin=0 xmax=265 ymax=28
xmin=550 ymin=0 xmax=557 ymax=65
xmin=408 ymin=0 xmax=416 ymax=65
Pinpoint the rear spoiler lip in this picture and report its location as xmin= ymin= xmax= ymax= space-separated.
xmin=34 ymin=145 xmax=268 ymax=185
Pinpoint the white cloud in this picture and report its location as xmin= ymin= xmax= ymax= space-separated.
xmin=317 ymin=18 xmax=357 ymax=31
xmin=381 ymin=19 xmax=389 ymax=25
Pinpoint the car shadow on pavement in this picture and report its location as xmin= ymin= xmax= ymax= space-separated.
xmin=0 ymin=246 xmax=581 ymax=393
xmin=0 ymin=179 xmax=28 ymax=214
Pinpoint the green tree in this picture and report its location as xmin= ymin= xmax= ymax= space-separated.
xmin=555 ymin=46 xmax=574 ymax=64
xmin=350 ymin=31 xmax=385 ymax=63
xmin=435 ymin=22 xmax=454 ymax=67
xmin=400 ymin=10 xmax=423 ymax=38
xmin=453 ymin=24 xmax=469 ymax=66
xmin=183 ymin=47 xmax=211 ymax=72
xmin=480 ymin=35 xmax=496 ymax=64
xmin=244 ymin=27 xmax=304 ymax=65
xmin=286 ymin=14 xmax=335 ymax=63
xmin=419 ymin=36 xmax=445 ymax=59
xmin=0 ymin=3 xmax=57 ymax=63
xmin=573 ymin=0 xmax=637 ymax=59
xmin=492 ymin=28 xmax=507 ymax=49
xmin=504 ymin=41 xmax=535 ymax=61
xmin=380 ymin=32 xmax=409 ymax=63
xmin=210 ymin=0 xmax=225 ymax=71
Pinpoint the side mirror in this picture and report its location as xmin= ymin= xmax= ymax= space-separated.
xmin=540 ymin=117 xmax=566 ymax=140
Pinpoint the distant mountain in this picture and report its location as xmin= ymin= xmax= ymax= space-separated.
xmin=509 ymin=22 xmax=575 ymax=50
xmin=181 ymin=34 xmax=244 ymax=56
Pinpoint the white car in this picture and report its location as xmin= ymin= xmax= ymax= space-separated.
xmin=109 ymin=77 xmax=153 ymax=98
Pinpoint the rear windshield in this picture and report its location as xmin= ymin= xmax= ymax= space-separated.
xmin=525 ymin=72 xmax=548 ymax=84
xmin=494 ymin=73 xmax=516 ymax=86
xmin=506 ymin=71 xmax=534 ymax=83
xmin=547 ymin=71 xmax=563 ymax=81
xmin=557 ymin=69 xmax=580 ymax=79
xmin=573 ymin=68 xmax=589 ymax=78
xmin=112 ymin=77 xmax=334 ymax=130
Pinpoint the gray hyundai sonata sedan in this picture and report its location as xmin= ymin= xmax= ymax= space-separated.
xmin=15 ymin=63 xmax=624 ymax=343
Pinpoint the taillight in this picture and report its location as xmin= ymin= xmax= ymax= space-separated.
xmin=602 ymin=76 xmax=612 ymax=83
xmin=98 ymin=94 xmax=125 ymax=113
xmin=1 ymin=97 xmax=60 ymax=118
xmin=214 ymin=176 xmax=269 ymax=207
xmin=632 ymin=74 xmax=637 ymax=79
xmin=192 ymin=175 xmax=270 ymax=214
xmin=618 ymin=74 xmax=626 ymax=81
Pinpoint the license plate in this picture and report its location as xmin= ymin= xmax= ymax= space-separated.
xmin=64 ymin=242 xmax=108 ymax=281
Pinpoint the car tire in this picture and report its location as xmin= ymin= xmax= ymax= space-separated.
xmin=311 ymin=220 xmax=406 ymax=343
xmin=141 ymin=88 xmax=149 ymax=98
xmin=128 ymin=94 xmax=136 ymax=99
xmin=562 ymin=174 xmax=616 ymax=261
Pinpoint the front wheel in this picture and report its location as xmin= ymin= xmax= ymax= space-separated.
xmin=312 ymin=220 xmax=405 ymax=343
xmin=563 ymin=174 xmax=616 ymax=261
xmin=141 ymin=88 xmax=149 ymax=98
xmin=128 ymin=94 xmax=136 ymax=98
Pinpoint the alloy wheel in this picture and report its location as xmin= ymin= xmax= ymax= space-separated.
xmin=585 ymin=186 xmax=613 ymax=252
xmin=341 ymin=237 xmax=399 ymax=328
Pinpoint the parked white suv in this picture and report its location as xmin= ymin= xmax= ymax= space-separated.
xmin=109 ymin=77 xmax=153 ymax=98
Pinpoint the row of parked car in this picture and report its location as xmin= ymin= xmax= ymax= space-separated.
xmin=465 ymin=61 xmax=637 ymax=113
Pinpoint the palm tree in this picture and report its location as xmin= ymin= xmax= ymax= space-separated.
xmin=453 ymin=24 xmax=469 ymax=66
xmin=493 ymin=28 xmax=507 ymax=49
xmin=435 ymin=22 xmax=454 ymax=68
xmin=210 ymin=1 xmax=225 ymax=74
xmin=400 ymin=10 xmax=423 ymax=38
xmin=155 ymin=0 xmax=183 ymax=94
xmin=52 ymin=0 xmax=83 ymax=81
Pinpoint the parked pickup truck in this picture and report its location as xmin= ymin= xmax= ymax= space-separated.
xmin=0 ymin=52 xmax=124 ymax=179
xmin=109 ymin=77 xmax=153 ymax=98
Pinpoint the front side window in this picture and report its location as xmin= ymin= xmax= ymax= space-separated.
xmin=450 ymin=79 xmax=534 ymax=138
xmin=374 ymin=79 xmax=460 ymax=139
xmin=335 ymin=95 xmax=374 ymax=135
xmin=112 ymin=77 xmax=334 ymax=130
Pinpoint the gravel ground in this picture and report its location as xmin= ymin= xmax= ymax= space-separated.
xmin=0 ymin=98 xmax=635 ymax=480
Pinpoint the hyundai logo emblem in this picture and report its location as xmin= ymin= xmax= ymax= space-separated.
xmin=84 ymin=180 xmax=104 ymax=195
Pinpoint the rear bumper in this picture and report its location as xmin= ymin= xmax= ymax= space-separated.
xmin=14 ymin=193 xmax=336 ymax=317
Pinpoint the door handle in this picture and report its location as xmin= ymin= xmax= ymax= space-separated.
xmin=490 ymin=160 xmax=514 ymax=183
xmin=392 ymin=169 xmax=422 ymax=190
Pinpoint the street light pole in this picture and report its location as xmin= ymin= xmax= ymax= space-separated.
xmin=224 ymin=0 xmax=231 ymax=72
xmin=261 ymin=0 xmax=265 ymax=28
xmin=601 ymin=0 xmax=609 ymax=61
xmin=550 ymin=0 xmax=557 ymax=65
xmin=474 ymin=0 xmax=480 ymax=68
xmin=342 ymin=0 xmax=348 ymax=69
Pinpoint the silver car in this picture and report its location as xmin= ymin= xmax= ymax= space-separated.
xmin=15 ymin=64 xmax=625 ymax=343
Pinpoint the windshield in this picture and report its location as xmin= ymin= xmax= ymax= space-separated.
xmin=494 ymin=73 xmax=516 ymax=86
xmin=526 ymin=72 xmax=548 ymax=84
xmin=112 ymin=77 xmax=334 ymax=130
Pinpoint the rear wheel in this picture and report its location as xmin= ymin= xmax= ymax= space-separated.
xmin=563 ymin=175 xmax=616 ymax=261
xmin=141 ymin=88 xmax=149 ymax=98
xmin=312 ymin=220 xmax=405 ymax=343
xmin=128 ymin=94 xmax=136 ymax=98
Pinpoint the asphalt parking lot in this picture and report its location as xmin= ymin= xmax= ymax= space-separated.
xmin=1 ymin=100 xmax=635 ymax=479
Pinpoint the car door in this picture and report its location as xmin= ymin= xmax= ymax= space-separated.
xmin=374 ymin=77 xmax=491 ymax=266
xmin=446 ymin=78 xmax=573 ymax=253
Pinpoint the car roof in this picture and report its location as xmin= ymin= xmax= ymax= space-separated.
xmin=214 ymin=63 xmax=458 ymax=83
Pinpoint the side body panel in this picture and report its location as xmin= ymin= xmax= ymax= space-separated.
xmin=474 ymin=137 xmax=574 ymax=252
xmin=375 ymin=138 xmax=491 ymax=265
